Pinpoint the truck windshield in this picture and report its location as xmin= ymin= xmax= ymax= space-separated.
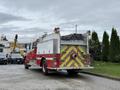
xmin=11 ymin=54 xmax=23 ymax=58
xmin=0 ymin=53 xmax=6 ymax=58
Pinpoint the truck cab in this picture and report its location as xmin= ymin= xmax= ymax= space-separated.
xmin=8 ymin=53 xmax=23 ymax=64
xmin=0 ymin=53 xmax=7 ymax=65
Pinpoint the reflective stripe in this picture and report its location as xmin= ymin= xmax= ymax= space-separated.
xmin=36 ymin=57 xmax=41 ymax=60
xmin=36 ymin=57 xmax=54 ymax=60
xmin=60 ymin=45 xmax=85 ymax=68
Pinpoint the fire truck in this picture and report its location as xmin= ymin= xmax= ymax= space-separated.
xmin=24 ymin=28 xmax=93 ymax=75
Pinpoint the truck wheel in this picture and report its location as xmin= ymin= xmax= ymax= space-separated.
xmin=25 ymin=64 xmax=29 ymax=69
xmin=67 ymin=70 xmax=79 ymax=75
xmin=42 ymin=61 xmax=48 ymax=75
xmin=4 ymin=62 xmax=7 ymax=65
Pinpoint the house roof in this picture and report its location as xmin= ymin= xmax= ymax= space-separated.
xmin=61 ymin=33 xmax=85 ymax=41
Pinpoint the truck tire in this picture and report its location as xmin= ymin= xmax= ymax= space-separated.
xmin=67 ymin=70 xmax=79 ymax=75
xmin=42 ymin=61 xmax=49 ymax=75
xmin=25 ymin=64 xmax=29 ymax=69
xmin=4 ymin=62 xmax=7 ymax=65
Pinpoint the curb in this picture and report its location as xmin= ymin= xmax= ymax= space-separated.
xmin=81 ymin=71 xmax=120 ymax=81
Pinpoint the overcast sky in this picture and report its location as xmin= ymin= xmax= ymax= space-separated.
xmin=0 ymin=0 xmax=120 ymax=43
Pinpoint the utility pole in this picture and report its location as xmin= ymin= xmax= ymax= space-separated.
xmin=13 ymin=34 xmax=18 ymax=52
xmin=86 ymin=30 xmax=91 ymax=54
xmin=75 ymin=24 xmax=78 ymax=33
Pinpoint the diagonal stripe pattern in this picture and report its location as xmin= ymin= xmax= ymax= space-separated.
xmin=60 ymin=45 xmax=86 ymax=68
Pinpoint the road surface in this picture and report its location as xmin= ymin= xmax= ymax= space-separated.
xmin=0 ymin=65 xmax=119 ymax=90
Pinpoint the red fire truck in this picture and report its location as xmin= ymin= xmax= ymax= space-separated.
xmin=24 ymin=28 xmax=93 ymax=75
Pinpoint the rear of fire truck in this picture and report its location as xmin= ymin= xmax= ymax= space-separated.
xmin=24 ymin=28 xmax=93 ymax=75
xmin=59 ymin=32 xmax=93 ymax=74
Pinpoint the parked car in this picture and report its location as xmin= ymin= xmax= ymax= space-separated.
xmin=0 ymin=53 xmax=7 ymax=65
xmin=9 ymin=53 xmax=23 ymax=64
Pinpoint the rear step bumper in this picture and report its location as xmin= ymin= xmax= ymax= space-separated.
xmin=47 ymin=66 xmax=94 ymax=70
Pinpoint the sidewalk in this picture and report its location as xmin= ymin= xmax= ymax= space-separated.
xmin=81 ymin=71 xmax=120 ymax=81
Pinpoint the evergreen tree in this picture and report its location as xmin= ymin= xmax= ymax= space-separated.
xmin=114 ymin=35 xmax=120 ymax=62
xmin=89 ymin=31 xmax=101 ymax=60
xmin=109 ymin=28 xmax=120 ymax=62
xmin=102 ymin=31 xmax=109 ymax=61
xmin=116 ymin=35 xmax=120 ymax=55
xmin=119 ymin=39 xmax=120 ymax=54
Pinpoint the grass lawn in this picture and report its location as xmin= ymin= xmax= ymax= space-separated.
xmin=86 ymin=61 xmax=120 ymax=78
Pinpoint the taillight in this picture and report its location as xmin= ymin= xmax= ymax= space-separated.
xmin=54 ymin=54 xmax=60 ymax=67
xmin=54 ymin=61 xmax=57 ymax=66
xmin=84 ymin=58 xmax=91 ymax=66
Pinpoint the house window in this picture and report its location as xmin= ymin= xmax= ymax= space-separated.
xmin=0 ymin=49 xmax=3 ymax=52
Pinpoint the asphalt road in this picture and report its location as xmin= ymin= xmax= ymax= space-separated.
xmin=0 ymin=65 xmax=119 ymax=90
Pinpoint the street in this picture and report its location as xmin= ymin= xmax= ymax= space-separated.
xmin=0 ymin=65 xmax=119 ymax=90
